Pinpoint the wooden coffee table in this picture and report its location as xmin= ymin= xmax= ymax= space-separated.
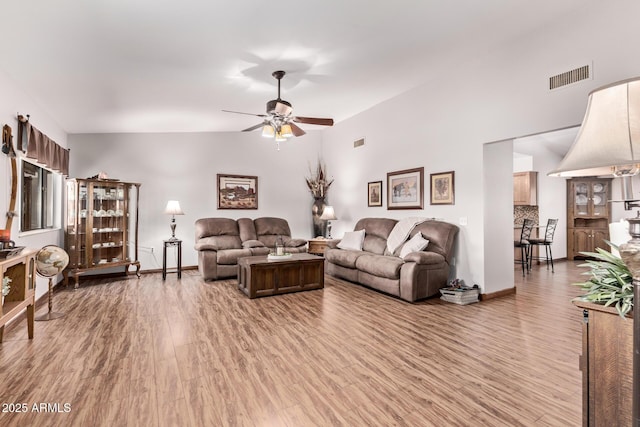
xmin=237 ymin=253 xmax=324 ymax=298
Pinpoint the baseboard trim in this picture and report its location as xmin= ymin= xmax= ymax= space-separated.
xmin=67 ymin=265 xmax=199 ymax=283
xmin=480 ymin=286 xmax=516 ymax=301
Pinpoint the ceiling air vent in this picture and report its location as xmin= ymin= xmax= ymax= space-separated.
xmin=549 ymin=64 xmax=591 ymax=90
xmin=353 ymin=137 xmax=365 ymax=148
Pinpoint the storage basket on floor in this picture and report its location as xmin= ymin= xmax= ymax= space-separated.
xmin=439 ymin=287 xmax=479 ymax=305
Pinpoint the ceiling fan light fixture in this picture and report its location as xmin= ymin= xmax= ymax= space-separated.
xmin=275 ymin=131 xmax=287 ymax=142
xmin=280 ymin=124 xmax=293 ymax=138
xmin=261 ymin=124 xmax=274 ymax=138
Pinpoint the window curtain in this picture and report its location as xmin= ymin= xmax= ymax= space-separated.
xmin=17 ymin=118 xmax=69 ymax=176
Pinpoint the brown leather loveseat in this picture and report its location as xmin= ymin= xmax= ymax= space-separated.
xmin=194 ymin=217 xmax=307 ymax=280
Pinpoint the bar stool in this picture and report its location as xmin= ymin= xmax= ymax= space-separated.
xmin=515 ymin=219 xmax=534 ymax=276
xmin=528 ymin=218 xmax=558 ymax=272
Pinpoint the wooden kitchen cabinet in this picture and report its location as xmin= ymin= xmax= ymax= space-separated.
xmin=513 ymin=171 xmax=538 ymax=205
xmin=571 ymin=228 xmax=608 ymax=256
xmin=567 ymin=178 xmax=612 ymax=260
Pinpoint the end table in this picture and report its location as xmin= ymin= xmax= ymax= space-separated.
xmin=308 ymin=238 xmax=339 ymax=256
xmin=163 ymin=239 xmax=182 ymax=280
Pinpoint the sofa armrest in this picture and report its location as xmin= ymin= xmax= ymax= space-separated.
xmin=285 ymin=238 xmax=307 ymax=248
xmin=403 ymin=251 xmax=445 ymax=265
xmin=195 ymin=240 xmax=219 ymax=251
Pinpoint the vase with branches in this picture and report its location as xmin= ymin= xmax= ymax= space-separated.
xmin=306 ymin=161 xmax=334 ymax=237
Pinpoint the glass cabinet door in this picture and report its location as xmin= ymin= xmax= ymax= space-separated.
xmin=88 ymin=182 xmax=128 ymax=267
xmin=65 ymin=179 xmax=88 ymax=269
xmin=591 ymin=181 xmax=608 ymax=217
xmin=573 ymin=182 xmax=589 ymax=217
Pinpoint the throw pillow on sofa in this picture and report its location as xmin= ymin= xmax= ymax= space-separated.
xmin=400 ymin=232 xmax=429 ymax=259
xmin=337 ymin=229 xmax=365 ymax=251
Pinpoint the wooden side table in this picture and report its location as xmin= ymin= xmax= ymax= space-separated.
xmin=163 ymin=239 xmax=182 ymax=280
xmin=308 ymin=238 xmax=339 ymax=256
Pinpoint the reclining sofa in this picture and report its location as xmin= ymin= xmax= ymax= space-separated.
xmin=194 ymin=217 xmax=307 ymax=280
xmin=325 ymin=218 xmax=459 ymax=302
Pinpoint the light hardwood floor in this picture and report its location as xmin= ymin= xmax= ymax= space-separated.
xmin=0 ymin=261 xmax=587 ymax=426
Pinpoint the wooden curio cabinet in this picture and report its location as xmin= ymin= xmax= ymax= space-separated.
xmin=567 ymin=178 xmax=612 ymax=260
xmin=65 ymin=179 xmax=141 ymax=288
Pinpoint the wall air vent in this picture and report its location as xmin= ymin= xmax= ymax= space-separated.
xmin=549 ymin=64 xmax=591 ymax=90
xmin=353 ymin=137 xmax=365 ymax=148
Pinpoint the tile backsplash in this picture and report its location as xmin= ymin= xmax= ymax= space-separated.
xmin=514 ymin=205 xmax=539 ymax=225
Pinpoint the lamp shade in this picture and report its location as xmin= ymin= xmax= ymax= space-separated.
xmin=549 ymin=77 xmax=640 ymax=177
xmin=319 ymin=205 xmax=337 ymax=220
xmin=164 ymin=200 xmax=184 ymax=215
xmin=280 ymin=124 xmax=293 ymax=138
xmin=262 ymin=124 xmax=275 ymax=138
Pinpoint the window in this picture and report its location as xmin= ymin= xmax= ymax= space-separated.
xmin=21 ymin=160 xmax=57 ymax=232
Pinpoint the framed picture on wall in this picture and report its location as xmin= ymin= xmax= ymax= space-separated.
xmin=430 ymin=171 xmax=455 ymax=205
xmin=368 ymin=181 xmax=383 ymax=207
xmin=386 ymin=167 xmax=424 ymax=210
xmin=217 ymin=174 xmax=258 ymax=209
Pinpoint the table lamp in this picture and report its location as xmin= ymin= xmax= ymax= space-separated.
xmin=549 ymin=76 xmax=640 ymax=424
xmin=319 ymin=205 xmax=337 ymax=238
xmin=164 ymin=200 xmax=184 ymax=240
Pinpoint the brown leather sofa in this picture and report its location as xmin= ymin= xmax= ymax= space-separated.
xmin=194 ymin=217 xmax=307 ymax=280
xmin=325 ymin=218 xmax=459 ymax=302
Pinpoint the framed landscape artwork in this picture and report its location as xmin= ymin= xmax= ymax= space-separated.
xmin=430 ymin=171 xmax=455 ymax=205
xmin=368 ymin=181 xmax=383 ymax=207
xmin=217 ymin=174 xmax=258 ymax=209
xmin=386 ymin=167 xmax=424 ymax=210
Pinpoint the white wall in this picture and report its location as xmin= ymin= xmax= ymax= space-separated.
xmin=0 ymin=68 xmax=68 ymax=302
xmin=68 ymin=131 xmax=323 ymax=269
xmin=320 ymin=0 xmax=640 ymax=293
xmin=484 ymin=140 xmax=514 ymax=291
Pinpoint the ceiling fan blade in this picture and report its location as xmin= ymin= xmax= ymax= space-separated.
xmin=242 ymin=123 xmax=265 ymax=132
xmin=222 ymin=109 xmax=267 ymax=118
xmin=289 ymin=122 xmax=306 ymax=137
xmin=293 ymin=116 xmax=334 ymax=126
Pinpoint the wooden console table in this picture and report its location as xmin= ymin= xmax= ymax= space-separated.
xmin=238 ymin=253 xmax=324 ymax=298
xmin=574 ymin=299 xmax=632 ymax=426
xmin=0 ymin=249 xmax=37 ymax=342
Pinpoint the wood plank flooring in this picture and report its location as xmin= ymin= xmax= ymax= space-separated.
xmin=0 ymin=261 xmax=587 ymax=426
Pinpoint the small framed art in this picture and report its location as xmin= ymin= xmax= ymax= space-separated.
xmin=368 ymin=181 xmax=383 ymax=207
xmin=217 ymin=174 xmax=258 ymax=209
xmin=386 ymin=167 xmax=424 ymax=210
xmin=430 ymin=171 xmax=455 ymax=205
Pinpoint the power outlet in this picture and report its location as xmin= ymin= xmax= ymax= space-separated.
xmin=459 ymin=217 xmax=468 ymax=226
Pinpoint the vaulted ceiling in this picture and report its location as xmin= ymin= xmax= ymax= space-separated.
xmin=0 ymin=0 xmax=586 ymax=134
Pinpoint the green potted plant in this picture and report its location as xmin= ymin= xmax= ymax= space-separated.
xmin=575 ymin=245 xmax=633 ymax=318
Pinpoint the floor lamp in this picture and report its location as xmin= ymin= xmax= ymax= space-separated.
xmin=549 ymin=76 xmax=640 ymax=425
